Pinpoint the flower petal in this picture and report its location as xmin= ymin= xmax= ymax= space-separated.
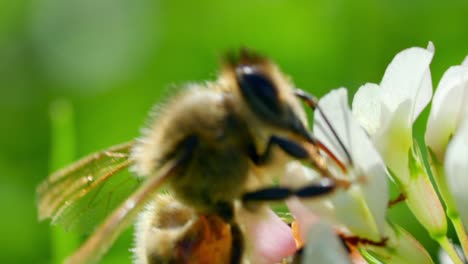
xmin=284 ymin=162 xmax=339 ymax=227
xmin=438 ymin=246 xmax=465 ymax=264
xmin=364 ymin=223 xmax=434 ymax=264
xmin=425 ymin=60 xmax=468 ymax=161
xmin=286 ymin=197 xmax=322 ymax=242
xmin=374 ymin=100 xmax=413 ymax=184
xmin=445 ymin=115 xmax=468 ymax=229
xmin=301 ymin=222 xmax=352 ymax=264
xmin=351 ymin=44 xmax=434 ymax=187
xmin=315 ymin=88 xmax=388 ymax=237
xmin=379 ymin=43 xmax=434 ymax=124
xmin=236 ymin=206 xmax=297 ymax=264
xmin=413 ymin=42 xmax=435 ymax=122
xmin=352 ymin=83 xmax=382 ymax=136
xmin=332 ymin=187 xmax=381 ymax=241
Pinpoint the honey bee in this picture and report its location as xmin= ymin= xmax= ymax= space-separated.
xmin=37 ymin=50 xmax=351 ymax=264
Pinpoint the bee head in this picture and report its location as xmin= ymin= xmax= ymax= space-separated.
xmin=222 ymin=49 xmax=311 ymax=142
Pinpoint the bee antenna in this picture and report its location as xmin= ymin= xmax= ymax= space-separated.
xmin=294 ymin=89 xmax=354 ymax=166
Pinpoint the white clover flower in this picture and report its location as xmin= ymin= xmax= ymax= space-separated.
xmin=352 ymin=43 xmax=434 ymax=185
xmin=280 ymin=44 xmax=468 ymax=264
xmin=350 ymin=43 xmax=448 ymax=242
xmin=423 ymin=54 xmax=468 ymax=231
xmin=285 ymin=88 xmax=389 ymax=242
xmin=283 ymin=88 xmax=433 ymax=263
xmin=423 ymin=54 xmax=468 ymax=258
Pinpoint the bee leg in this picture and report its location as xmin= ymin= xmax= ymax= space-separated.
xmin=213 ymin=202 xmax=244 ymax=264
xmin=242 ymin=178 xmax=335 ymax=204
xmin=248 ymin=135 xmax=309 ymax=165
xmin=291 ymin=247 xmax=304 ymax=264
xmin=230 ymin=222 xmax=244 ymax=264
xmin=213 ymin=201 xmax=235 ymax=222
xmin=249 ymin=135 xmax=338 ymax=178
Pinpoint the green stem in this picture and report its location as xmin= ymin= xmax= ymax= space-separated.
xmin=428 ymin=148 xmax=468 ymax=259
xmin=437 ymin=236 xmax=464 ymax=264
xmin=49 ymin=99 xmax=80 ymax=264
xmin=452 ymin=217 xmax=468 ymax=260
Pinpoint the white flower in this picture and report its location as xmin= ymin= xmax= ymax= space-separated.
xmin=284 ymin=88 xmax=389 ymax=242
xmin=444 ymin=114 xmax=468 ymax=229
xmin=426 ymin=56 xmax=468 ymax=161
xmin=438 ymin=245 xmax=465 ymax=264
xmin=352 ymin=43 xmax=434 ymax=185
xmin=424 ymin=55 xmax=468 ymax=229
xmin=300 ymin=221 xmax=352 ymax=264
xmin=351 ymin=43 xmax=449 ymax=241
xmin=365 ymin=223 xmax=435 ymax=264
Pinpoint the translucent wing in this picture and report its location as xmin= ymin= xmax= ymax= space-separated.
xmin=65 ymin=154 xmax=186 ymax=264
xmin=37 ymin=141 xmax=141 ymax=234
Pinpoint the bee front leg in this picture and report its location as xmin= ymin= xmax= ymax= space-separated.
xmin=241 ymin=178 xmax=335 ymax=204
xmin=249 ymin=134 xmax=335 ymax=179
xmin=248 ymin=135 xmax=309 ymax=166
xmin=245 ymin=135 xmax=347 ymax=205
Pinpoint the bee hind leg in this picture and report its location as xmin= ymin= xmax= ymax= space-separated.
xmin=212 ymin=202 xmax=245 ymax=264
xmin=230 ymin=222 xmax=244 ymax=264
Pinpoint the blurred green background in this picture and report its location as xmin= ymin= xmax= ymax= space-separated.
xmin=1 ymin=0 xmax=468 ymax=263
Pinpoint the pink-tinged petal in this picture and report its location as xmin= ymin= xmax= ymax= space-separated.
xmin=445 ymin=115 xmax=468 ymax=229
xmin=287 ymin=197 xmax=322 ymax=241
xmin=380 ymin=43 xmax=434 ymax=124
xmin=301 ymin=222 xmax=352 ymax=264
xmin=352 ymin=83 xmax=382 ymax=136
xmin=237 ymin=207 xmax=297 ymax=264
xmin=425 ymin=60 xmax=468 ymax=161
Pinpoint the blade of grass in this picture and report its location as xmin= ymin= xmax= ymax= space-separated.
xmin=49 ymin=99 xmax=80 ymax=264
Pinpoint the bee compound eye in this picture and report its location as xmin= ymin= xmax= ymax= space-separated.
xmin=235 ymin=66 xmax=282 ymax=117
